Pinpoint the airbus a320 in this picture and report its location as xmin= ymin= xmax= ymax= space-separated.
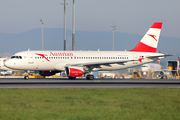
xmin=5 ymin=22 xmax=172 ymax=80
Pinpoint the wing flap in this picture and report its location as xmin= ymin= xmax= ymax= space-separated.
xmin=67 ymin=60 xmax=135 ymax=67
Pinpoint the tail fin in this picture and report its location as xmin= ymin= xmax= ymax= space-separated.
xmin=130 ymin=22 xmax=162 ymax=53
xmin=178 ymin=57 xmax=180 ymax=62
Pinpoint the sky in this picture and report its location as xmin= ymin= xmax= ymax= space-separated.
xmin=0 ymin=0 xmax=180 ymax=38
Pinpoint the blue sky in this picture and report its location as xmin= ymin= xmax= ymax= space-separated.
xmin=0 ymin=0 xmax=180 ymax=38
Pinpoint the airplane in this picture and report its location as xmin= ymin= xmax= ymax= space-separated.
xmin=4 ymin=22 xmax=173 ymax=80
xmin=0 ymin=58 xmax=14 ymax=75
xmin=0 ymin=58 xmax=10 ymax=71
xmin=141 ymin=60 xmax=161 ymax=75
xmin=141 ymin=50 xmax=162 ymax=75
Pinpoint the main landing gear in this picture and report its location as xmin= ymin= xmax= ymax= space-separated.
xmin=86 ymin=74 xmax=94 ymax=80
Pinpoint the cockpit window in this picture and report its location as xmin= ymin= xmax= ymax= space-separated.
xmin=11 ymin=56 xmax=15 ymax=59
xmin=11 ymin=56 xmax=22 ymax=59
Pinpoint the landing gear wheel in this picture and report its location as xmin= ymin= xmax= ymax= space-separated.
xmin=24 ymin=70 xmax=30 ymax=80
xmin=89 ymin=75 xmax=94 ymax=80
xmin=24 ymin=76 xmax=29 ymax=80
xmin=86 ymin=75 xmax=94 ymax=80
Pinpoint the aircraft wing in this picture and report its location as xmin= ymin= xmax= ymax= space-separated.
xmin=67 ymin=60 xmax=136 ymax=67
xmin=146 ymin=54 xmax=175 ymax=59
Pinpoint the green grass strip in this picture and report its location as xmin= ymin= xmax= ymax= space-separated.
xmin=0 ymin=88 xmax=180 ymax=120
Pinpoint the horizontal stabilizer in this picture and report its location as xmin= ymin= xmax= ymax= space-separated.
xmin=146 ymin=54 xmax=175 ymax=59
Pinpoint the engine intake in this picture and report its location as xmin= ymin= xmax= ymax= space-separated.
xmin=66 ymin=67 xmax=84 ymax=77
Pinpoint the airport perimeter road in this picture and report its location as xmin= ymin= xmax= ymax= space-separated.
xmin=0 ymin=78 xmax=180 ymax=88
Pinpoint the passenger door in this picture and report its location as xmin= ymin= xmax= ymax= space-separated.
xmin=28 ymin=52 xmax=34 ymax=64
xmin=132 ymin=53 xmax=138 ymax=64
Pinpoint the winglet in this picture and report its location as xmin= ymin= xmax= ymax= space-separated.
xmin=130 ymin=22 xmax=162 ymax=53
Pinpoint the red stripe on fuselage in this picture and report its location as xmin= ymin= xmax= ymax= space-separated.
xmin=130 ymin=42 xmax=156 ymax=52
xmin=150 ymin=22 xmax=162 ymax=29
xmin=35 ymin=53 xmax=50 ymax=62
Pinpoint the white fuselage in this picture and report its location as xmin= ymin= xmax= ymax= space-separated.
xmin=5 ymin=50 xmax=164 ymax=72
xmin=141 ymin=63 xmax=161 ymax=72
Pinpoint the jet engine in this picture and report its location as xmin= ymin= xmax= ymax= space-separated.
xmin=65 ymin=67 xmax=84 ymax=77
xmin=38 ymin=71 xmax=59 ymax=76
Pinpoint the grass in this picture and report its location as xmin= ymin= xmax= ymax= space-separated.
xmin=0 ymin=88 xmax=180 ymax=120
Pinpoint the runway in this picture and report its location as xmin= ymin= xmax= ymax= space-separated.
xmin=0 ymin=78 xmax=180 ymax=88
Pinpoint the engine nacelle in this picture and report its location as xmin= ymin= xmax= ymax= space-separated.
xmin=66 ymin=67 xmax=84 ymax=77
xmin=38 ymin=71 xmax=59 ymax=76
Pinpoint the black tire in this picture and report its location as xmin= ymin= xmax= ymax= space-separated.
xmin=89 ymin=75 xmax=94 ymax=80
xmin=24 ymin=76 xmax=29 ymax=80
xmin=69 ymin=77 xmax=76 ymax=80
xmin=86 ymin=75 xmax=90 ymax=80
xmin=86 ymin=75 xmax=94 ymax=80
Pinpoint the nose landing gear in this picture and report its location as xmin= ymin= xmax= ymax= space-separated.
xmin=24 ymin=76 xmax=29 ymax=80
xmin=24 ymin=70 xmax=29 ymax=80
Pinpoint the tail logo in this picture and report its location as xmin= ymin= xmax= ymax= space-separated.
xmin=138 ymin=56 xmax=144 ymax=63
xmin=148 ymin=34 xmax=157 ymax=41
xmin=35 ymin=53 xmax=50 ymax=62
